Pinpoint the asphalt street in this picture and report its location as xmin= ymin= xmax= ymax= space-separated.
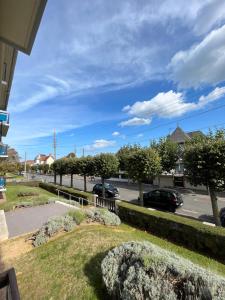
xmin=29 ymin=173 xmax=225 ymax=223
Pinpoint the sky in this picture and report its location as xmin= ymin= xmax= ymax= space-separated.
xmin=5 ymin=0 xmax=225 ymax=160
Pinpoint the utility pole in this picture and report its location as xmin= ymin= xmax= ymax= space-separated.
xmin=24 ymin=152 xmax=27 ymax=178
xmin=53 ymin=129 xmax=56 ymax=160
xmin=82 ymin=148 xmax=85 ymax=157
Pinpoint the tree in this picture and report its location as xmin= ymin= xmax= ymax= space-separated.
xmin=151 ymin=138 xmax=179 ymax=173
xmin=94 ymin=153 xmax=119 ymax=198
xmin=65 ymin=158 xmax=79 ymax=188
xmin=42 ymin=164 xmax=49 ymax=174
xmin=51 ymin=158 xmax=67 ymax=185
xmin=127 ymin=148 xmax=161 ymax=206
xmin=77 ymin=156 xmax=95 ymax=191
xmin=116 ymin=144 xmax=141 ymax=171
xmin=184 ymin=130 xmax=225 ymax=226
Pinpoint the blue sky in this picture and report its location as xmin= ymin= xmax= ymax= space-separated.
xmin=5 ymin=0 xmax=225 ymax=160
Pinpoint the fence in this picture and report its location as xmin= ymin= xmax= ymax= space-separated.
xmin=0 ymin=268 xmax=20 ymax=300
xmin=56 ymin=189 xmax=84 ymax=207
xmin=94 ymin=196 xmax=116 ymax=212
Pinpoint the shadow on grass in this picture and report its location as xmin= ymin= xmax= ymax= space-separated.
xmin=84 ymin=251 xmax=112 ymax=300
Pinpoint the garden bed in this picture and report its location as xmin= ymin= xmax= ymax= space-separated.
xmin=2 ymin=224 xmax=225 ymax=299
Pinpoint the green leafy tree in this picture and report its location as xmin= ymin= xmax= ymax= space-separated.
xmin=184 ymin=130 xmax=225 ymax=226
xmin=127 ymin=148 xmax=161 ymax=206
xmin=65 ymin=158 xmax=79 ymax=188
xmin=116 ymin=144 xmax=141 ymax=171
xmin=151 ymin=138 xmax=179 ymax=173
xmin=42 ymin=164 xmax=49 ymax=174
xmin=77 ymin=156 xmax=95 ymax=191
xmin=94 ymin=153 xmax=119 ymax=198
xmin=51 ymin=158 xmax=67 ymax=185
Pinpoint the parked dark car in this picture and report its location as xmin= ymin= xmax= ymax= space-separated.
xmin=142 ymin=188 xmax=183 ymax=212
xmin=92 ymin=183 xmax=120 ymax=198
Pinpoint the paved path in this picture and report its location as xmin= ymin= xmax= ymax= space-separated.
xmin=5 ymin=203 xmax=72 ymax=238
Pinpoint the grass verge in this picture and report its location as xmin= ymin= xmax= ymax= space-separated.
xmin=4 ymin=224 xmax=225 ymax=300
xmin=1 ymin=185 xmax=56 ymax=211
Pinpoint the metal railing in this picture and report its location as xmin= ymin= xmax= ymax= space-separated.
xmin=95 ymin=196 xmax=116 ymax=212
xmin=0 ymin=268 xmax=20 ymax=300
xmin=56 ymin=189 xmax=84 ymax=208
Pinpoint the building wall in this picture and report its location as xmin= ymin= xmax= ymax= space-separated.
xmin=46 ymin=156 xmax=54 ymax=165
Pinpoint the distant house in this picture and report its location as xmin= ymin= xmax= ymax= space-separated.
xmin=168 ymin=126 xmax=203 ymax=174
xmin=153 ymin=126 xmax=206 ymax=190
xmin=34 ymin=154 xmax=55 ymax=166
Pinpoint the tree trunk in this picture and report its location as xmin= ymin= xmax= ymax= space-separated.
xmin=84 ymin=174 xmax=87 ymax=192
xmin=54 ymin=172 xmax=56 ymax=184
xmin=209 ymin=187 xmax=221 ymax=226
xmin=60 ymin=174 xmax=62 ymax=186
xmin=70 ymin=173 xmax=73 ymax=188
xmin=102 ymin=177 xmax=105 ymax=199
xmin=139 ymin=181 xmax=143 ymax=206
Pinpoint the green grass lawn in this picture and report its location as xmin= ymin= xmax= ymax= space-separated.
xmin=1 ymin=185 xmax=56 ymax=211
xmin=13 ymin=224 xmax=225 ymax=300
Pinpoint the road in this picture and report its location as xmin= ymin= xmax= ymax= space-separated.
xmin=29 ymin=173 xmax=225 ymax=223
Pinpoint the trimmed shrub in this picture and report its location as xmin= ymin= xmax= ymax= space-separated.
xmin=33 ymin=229 xmax=49 ymax=247
xmin=17 ymin=192 xmax=39 ymax=197
xmin=67 ymin=209 xmax=86 ymax=225
xmin=39 ymin=182 xmax=92 ymax=205
xmin=32 ymin=215 xmax=76 ymax=247
xmin=102 ymin=241 xmax=225 ymax=300
xmin=86 ymin=208 xmax=121 ymax=226
xmin=116 ymin=201 xmax=225 ymax=260
xmin=7 ymin=181 xmax=41 ymax=187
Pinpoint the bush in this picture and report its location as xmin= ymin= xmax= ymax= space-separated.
xmin=7 ymin=181 xmax=41 ymax=187
xmin=101 ymin=241 xmax=225 ymax=300
xmin=39 ymin=182 xmax=92 ymax=205
xmin=86 ymin=208 xmax=121 ymax=226
xmin=117 ymin=201 xmax=225 ymax=260
xmin=67 ymin=209 xmax=86 ymax=225
xmin=17 ymin=192 xmax=39 ymax=197
xmin=32 ymin=215 xmax=76 ymax=247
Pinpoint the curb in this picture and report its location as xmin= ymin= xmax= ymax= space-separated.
xmin=0 ymin=210 xmax=9 ymax=241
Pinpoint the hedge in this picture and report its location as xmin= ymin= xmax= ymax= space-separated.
xmin=116 ymin=201 xmax=225 ymax=261
xmin=39 ymin=182 xmax=93 ymax=205
xmin=7 ymin=181 xmax=41 ymax=187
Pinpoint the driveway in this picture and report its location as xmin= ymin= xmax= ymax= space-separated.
xmin=5 ymin=202 xmax=73 ymax=238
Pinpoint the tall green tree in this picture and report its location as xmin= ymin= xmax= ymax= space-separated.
xmin=184 ymin=130 xmax=225 ymax=226
xmin=127 ymin=148 xmax=161 ymax=206
xmin=77 ymin=156 xmax=95 ymax=191
xmin=51 ymin=158 xmax=67 ymax=185
xmin=116 ymin=144 xmax=141 ymax=171
xmin=151 ymin=138 xmax=179 ymax=173
xmin=94 ymin=153 xmax=119 ymax=198
xmin=65 ymin=158 xmax=79 ymax=188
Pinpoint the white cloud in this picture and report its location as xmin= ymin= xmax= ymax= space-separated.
xmin=137 ymin=133 xmax=144 ymax=138
xmin=112 ymin=131 xmax=120 ymax=136
xmin=193 ymin=0 xmax=225 ymax=35
xmin=199 ymin=86 xmax=225 ymax=106
xmin=119 ymin=117 xmax=151 ymax=127
xmin=124 ymin=91 xmax=196 ymax=118
xmin=84 ymin=139 xmax=116 ymax=151
xmin=170 ymin=24 xmax=225 ymax=88
xmin=123 ymin=87 xmax=225 ymax=121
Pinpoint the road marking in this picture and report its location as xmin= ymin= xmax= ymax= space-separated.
xmin=180 ymin=209 xmax=199 ymax=214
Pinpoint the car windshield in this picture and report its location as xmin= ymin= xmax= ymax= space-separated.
xmin=104 ymin=183 xmax=115 ymax=190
